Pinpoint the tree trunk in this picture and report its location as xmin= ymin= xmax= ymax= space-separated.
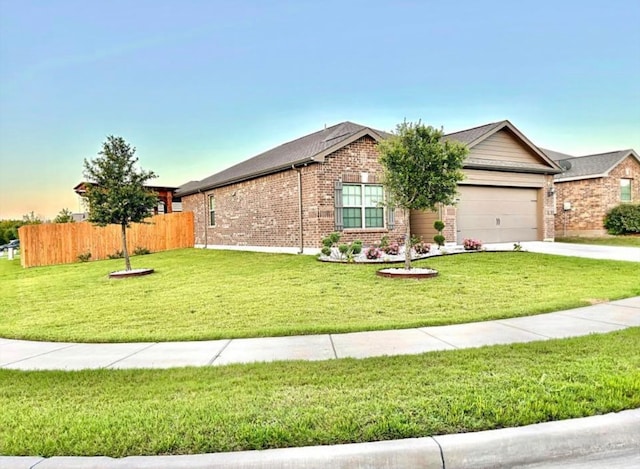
xmin=121 ymin=223 xmax=131 ymax=271
xmin=404 ymin=207 xmax=411 ymax=270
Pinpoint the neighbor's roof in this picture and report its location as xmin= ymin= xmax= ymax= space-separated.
xmin=176 ymin=122 xmax=388 ymax=196
xmin=177 ymin=119 xmax=561 ymax=196
xmin=541 ymin=149 xmax=640 ymax=182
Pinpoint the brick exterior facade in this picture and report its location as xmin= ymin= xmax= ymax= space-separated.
xmin=182 ymin=136 xmax=407 ymax=251
xmin=554 ymin=156 xmax=640 ymax=236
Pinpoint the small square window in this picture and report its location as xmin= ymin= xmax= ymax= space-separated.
xmin=620 ymin=179 xmax=632 ymax=202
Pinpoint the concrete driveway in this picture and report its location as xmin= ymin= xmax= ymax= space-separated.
xmin=486 ymin=241 xmax=640 ymax=262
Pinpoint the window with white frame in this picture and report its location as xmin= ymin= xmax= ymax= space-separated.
xmin=342 ymin=184 xmax=384 ymax=229
xmin=620 ymin=179 xmax=632 ymax=202
xmin=208 ymin=195 xmax=216 ymax=226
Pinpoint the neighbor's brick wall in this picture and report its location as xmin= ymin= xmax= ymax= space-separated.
xmin=554 ymin=156 xmax=640 ymax=236
xmin=182 ymin=136 xmax=406 ymax=249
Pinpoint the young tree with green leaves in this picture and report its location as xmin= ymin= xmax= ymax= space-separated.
xmin=378 ymin=121 xmax=468 ymax=269
xmin=83 ymin=136 xmax=158 ymax=271
xmin=53 ymin=208 xmax=75 ymax=223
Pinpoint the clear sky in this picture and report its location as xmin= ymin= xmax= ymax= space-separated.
xmin=1 ymin=0 xmax=639 ymax=220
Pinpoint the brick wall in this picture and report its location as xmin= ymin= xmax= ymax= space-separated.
xmin=554 ymin=156 xmax=640 ymax=236
xmin=183 ymin=136 xmax=406 ymax=250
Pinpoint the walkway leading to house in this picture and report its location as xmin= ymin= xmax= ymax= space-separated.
xmin=1 ymin=297 xmax=638 ymax=371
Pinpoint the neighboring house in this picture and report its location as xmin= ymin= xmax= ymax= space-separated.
xmin=543 ymin=149 xmax=640 ymax=237
xmin=73 ymin=182 xmax=183 ymax=216
xmin=176 ymin=120 xmax=561 ymax=253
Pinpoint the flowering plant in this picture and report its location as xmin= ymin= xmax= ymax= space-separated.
xmin=463 ymin=238 xmax=483 ymax=251
xmin=413 ymin=241 xmax=431 ymax=254
xmin=365 ymin=246 xmax=382 ymax=260
xmin=382 ymin=241 xmax=400 ymax=255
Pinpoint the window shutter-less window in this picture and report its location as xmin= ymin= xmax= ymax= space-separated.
xmin=387 ymin=206 xmax=395 ymax=230
xmin=334 ymin=181 xmax=343 ymax=231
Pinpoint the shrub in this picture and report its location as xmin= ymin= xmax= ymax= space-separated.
xmin=321 ymin=246 xmax=331 ymax=257
xmin=351 ymin=240 xmax=363 ymax=255
xmin=134 ymin=246 xmax=151 ymax=256
xmin=463 ymin=238 xmax=483 ymax=251
xmin=382 ymin=241 xmax=400 ymax=255
xmin=77 ymin=252 xmax=92 ymax=262
xmin=322 ymin=232 xmax=341 ymax=247
xmin=434 ymin=234 xmax=445 ymax=247
xmin=107 ymin=250 xmax=124 ymax=259
xmin=365 ymin=246 xmax=382 ymax=260
xmin=379 ymin=235 xmax=390 ymax=250
xmin=603 ymin=204 xmax=640 ymax=235
xmin=413 ymin=241 xmax=431 ymax=255
xmin=433 ymin=220 xmax=445 ymax=232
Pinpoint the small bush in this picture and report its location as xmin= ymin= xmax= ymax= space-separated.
xmin=413 ymin=241 xmax=431 ymax=255
xmin=379 ymin=235 xmax=390 ymax=250
xmin=322 ymin=232 xmax=341 ymax=248
xmin=321 ymin=246 xmax=331 ymax=257
xmin=603 ymin=204 xmax=640 ymax=235
xmin=382 ymin=241 xmax=400 ymax=255
xmin=463 ymin=238 xmax=483 ymax=251
xmin=77 ymin=252 xmax=92 ymax=263
xmin=107 ymin=250 xmax=124 ymax=259
xmin=134 ymin=246 xmax=151 ymax=256
xmin=433 ymin=220 xmax=445 ymax=232
xmin=351 ymin=240 xmax=363 ymax=255
xmin=365 ymin=246 xmax=382 ymax=259
xmin=434 ymin=234 xmax=445 ymax=247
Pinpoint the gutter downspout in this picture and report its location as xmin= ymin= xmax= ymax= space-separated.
xmin=293 ymin=165 xmax=304 ymax=254
xmin=199 ymin=189 xmax=208 ymax=249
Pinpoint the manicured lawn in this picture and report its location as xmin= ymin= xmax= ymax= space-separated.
xmin=1 ymin=328 xmax=638 ymax=457
xmin=556 ymin=236 xmax=640 ymax=247
xmin=0 ymin=249 xmax=639 ymax=342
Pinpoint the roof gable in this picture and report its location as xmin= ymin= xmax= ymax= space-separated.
xmin=446 ymin=120 xmax=561 ymax=174
xmin=552 ymin=149 xmax=640 ymax=182
xmin=176 ymin=122 xmax=386 ymax=196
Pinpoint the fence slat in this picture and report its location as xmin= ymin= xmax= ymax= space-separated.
xmin=18 ymin=212 xmax=194 ymax=268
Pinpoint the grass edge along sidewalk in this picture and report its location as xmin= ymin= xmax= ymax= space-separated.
xmin=2 ymin=249 xmax=640 ymax=342
xmin=1 ymin=328 xmax=639 ymax=457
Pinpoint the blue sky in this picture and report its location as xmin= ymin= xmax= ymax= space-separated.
xmin=1 ymin=0 xmax=639 ymax=219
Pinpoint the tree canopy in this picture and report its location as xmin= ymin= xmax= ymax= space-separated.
xmin=378 ymin=121 xmax=468 ymax=269
xmin=53 ymin=208 xmax=75 ymax=224
xmin=83 ymin=136 xmax=158 ymax=270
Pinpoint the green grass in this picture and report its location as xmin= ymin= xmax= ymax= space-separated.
xmin=1 ymin=328 xmax=639 ymax=457
xmin=1 ymin=249 xmax=639 ymax=342
xmin=556 ymin=236 xmax=640 ymax=247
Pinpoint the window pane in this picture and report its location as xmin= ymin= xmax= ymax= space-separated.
xmin=365 ymin=185 xmax=384 ymax=207
xmin=365 ymin=207 xmax=384 ymax=228
xmin=343 ymin=207 xmax=362 ymax=228
xmin=209 ymin=196 xmax=215 ymax=210
xmin=621 ymin=179 xmax=632 ymax=202
xmin=343 ymin=185 xmax=361 ymax=207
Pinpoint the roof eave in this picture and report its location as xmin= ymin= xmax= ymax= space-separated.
xmin=464 ymin=162 xmax=562 ymax=175
xmin=555 ymin=174 xmax=606 ymax=183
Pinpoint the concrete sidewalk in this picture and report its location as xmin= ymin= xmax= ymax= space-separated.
xmin=3 ymin=409 xmax=639 ymax=468
xmin=2 ymin=297 xmax=639 ymax=371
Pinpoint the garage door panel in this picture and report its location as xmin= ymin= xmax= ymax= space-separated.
xmin=457 ymin=186 xmax=539 ymax=243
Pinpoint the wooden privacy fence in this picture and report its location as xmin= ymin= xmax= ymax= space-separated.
xmin=18 ymin=212 xmax=194 ymax=268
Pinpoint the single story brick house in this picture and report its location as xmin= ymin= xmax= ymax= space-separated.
xmin=176 ymin=120 xmax=561 ymax=253
xmin=543 ymin=148 xmax=640 ymax=237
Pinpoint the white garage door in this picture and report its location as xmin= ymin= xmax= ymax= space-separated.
xmin=457 ymin=186 xmax=539 ymax=243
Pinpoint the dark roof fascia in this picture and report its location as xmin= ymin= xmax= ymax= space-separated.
xmin=464 ymin=162 xmax=562 ymax=175
xmin=189 ymin=157 xmax=319 ymax=195
xmin=178 ymin=127 xmax=386 ymax=196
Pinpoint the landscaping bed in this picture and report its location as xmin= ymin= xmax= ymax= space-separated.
xmin=1 ymin=328 xmax=638 ymax=457
xmin=1 ymin=248 xmax=639 ymax=342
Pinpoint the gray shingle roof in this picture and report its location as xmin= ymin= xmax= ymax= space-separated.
xmin=442 ymin=121 xmax=506 ymax=145
xmin=177 ymin=119 xmax=561 ymax=196
xmin=176 ymin=122 xmax=386 ymax=196
xmin=547 ymin=149 xmax=637 ymax=181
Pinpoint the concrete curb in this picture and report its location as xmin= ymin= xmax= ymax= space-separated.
xmin=3 ymin=409 xmax=638 ymax=469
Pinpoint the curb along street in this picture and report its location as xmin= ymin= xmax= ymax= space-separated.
xmin=2 ymin=409 xmax=639 ymax=469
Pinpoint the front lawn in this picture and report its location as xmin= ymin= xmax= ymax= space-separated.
xmin=555 ymin=236 xmax=640 ymax=247
xmin=1 ymin=249 xmax=639 ymax=342
xmin=2 ymin=328 xmax=638 ymax=457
